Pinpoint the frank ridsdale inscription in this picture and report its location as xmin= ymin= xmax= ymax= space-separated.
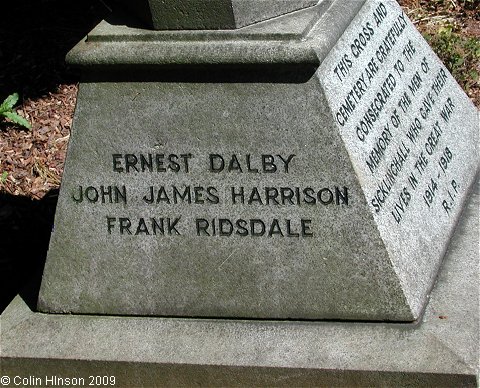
xmin=38 ymin=0 xmax=479 ymax=321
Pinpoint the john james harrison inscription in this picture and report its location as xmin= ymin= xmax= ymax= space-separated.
xmin=38 ymin=0 xmax=479 ymax=321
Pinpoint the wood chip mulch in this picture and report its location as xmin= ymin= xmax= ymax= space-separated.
xmin=1 ymin=84 xmax=76 ymax=199
xmin=0 ymin=0 xmax=107 ymax=200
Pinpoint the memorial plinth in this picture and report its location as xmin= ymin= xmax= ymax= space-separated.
xmin=2 ymin=0 xmax=479 ymax=384
xmin=35 ymin=0 xmax=479 ymax=322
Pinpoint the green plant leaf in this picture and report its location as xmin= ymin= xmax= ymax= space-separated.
xmin=1 ymin=171 xmax=7 ymax=184
xmin=454 ymin=56 xmax=464 ymax=66
xmin=0 ymin=93 xmax=19 ymax=113
xmin=2 ymin=111 xmax=31 ymax=129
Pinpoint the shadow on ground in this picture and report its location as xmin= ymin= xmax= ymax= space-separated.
xmin=0 ymin=0 xmax=111 ymax=312
xmin=0 ymin=191 xmax=58 ymax=313
xmin=0 ymin=0 xmax=110 ymax=102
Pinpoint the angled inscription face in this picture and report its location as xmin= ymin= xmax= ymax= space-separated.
xmin=320 ymin=0 xmax=479 ymax=314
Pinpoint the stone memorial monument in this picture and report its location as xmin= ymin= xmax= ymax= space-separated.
xmin=2 ymin=0 xmax=478 ymax=385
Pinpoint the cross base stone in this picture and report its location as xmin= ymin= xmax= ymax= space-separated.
xmin=1 ymin=0 xmax=479 ymax=384
xmin=2 ymin=178 xmax=478 ymax=386
xmin=36 ymin=0 xmax=479 ymax=322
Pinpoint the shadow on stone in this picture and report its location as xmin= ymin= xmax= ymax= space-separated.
xmin=103 ymin=3 xmax=151 ymax=29
xmin=0 ymin=190 xmax=58 ymax=313
xmin=81 ymin=64 xmax=319 ymax=84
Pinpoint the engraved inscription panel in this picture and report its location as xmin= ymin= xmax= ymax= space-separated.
xmin=320 ymin=0 xmax=478 ymax=311
xmin=70 ymin=152 xmax=347 ymax=238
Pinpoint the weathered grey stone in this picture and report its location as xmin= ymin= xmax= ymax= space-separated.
xmin=317 ymin=0 xmax=480 ymax=322
xmin=3 ymin=178 xmax=479 ymax=386
xmin=37 ymin=0 xmax=479 ymax=321
xmin=114 ymin=0 xmax=319 ymax=30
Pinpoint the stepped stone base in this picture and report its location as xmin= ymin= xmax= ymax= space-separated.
xmin=2 ymin=178 xmax=478 ymax=387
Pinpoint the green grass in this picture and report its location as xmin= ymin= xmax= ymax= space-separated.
xmin=424 ymin=24 xmax=480 ymax=93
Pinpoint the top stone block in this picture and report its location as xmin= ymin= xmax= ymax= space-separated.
xmin=114 ymin=0 xmax=319 ymax=30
